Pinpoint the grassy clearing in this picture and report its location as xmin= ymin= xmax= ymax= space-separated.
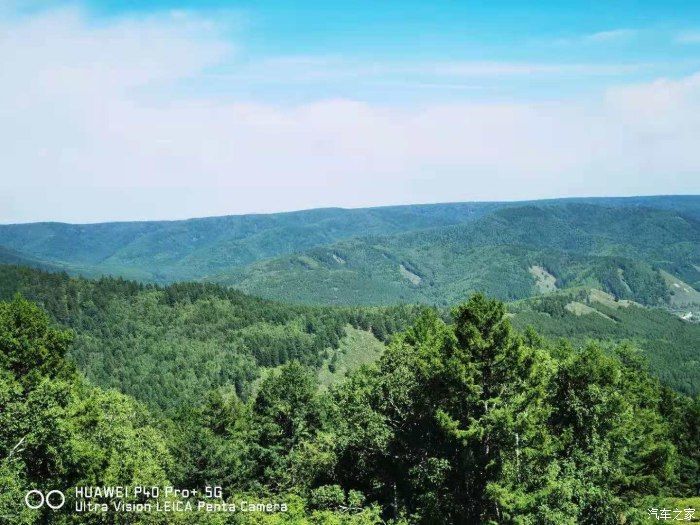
xmin=529 ymin=265 xmax=557 ymax=293
xmin=318 ymin=326 xmax=385 ymax=389
xmin=662 ymin=269 xmax=700 ymax=306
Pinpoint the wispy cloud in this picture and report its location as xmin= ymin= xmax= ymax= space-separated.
xmin=553 ymin=28 xmax=638 ymax=46
xmin=583 ymin=29 xmax=637 ymax=43
xmin=219 ymin=56 xmax=648 ymax=89
xmin=676 ymin=31 xmax=700 ymax=44
xmin=1 ymin=9 xmax=698 ymax=222
xmin=420 ymin=61 xmax=642 ymax=77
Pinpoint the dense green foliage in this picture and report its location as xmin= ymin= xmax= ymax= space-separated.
xmin=1 ymin=264 xmax=697 ymax=403
xmin=2 ymin=196 xmax=697 ymax=523
xmin=1 ymin=197 xmax=698 ymax=308
xmin=1 ymin=294 xmax=697 ymax=524
xmin=510 ymin=290 xmax=700 ymax=395
xmin=0 ymin=202 xmax=504 ymax=282
xmin=321 ymin=297 xmax=698 ymax=523
xmin=0 ymin=265 xmax=419 ymax=410
xmin=0 ymin=297 xmax=176 ymax=524
xmin=227 ymin=203 xmax=699 ymax=306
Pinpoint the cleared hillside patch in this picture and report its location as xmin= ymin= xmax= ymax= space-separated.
xmin=318 ymin=326 xmax=385 ymax=388
xmin=399 ymin=264 xmax=422 ymax=286
xmin=588 ymin=288 xmax=637 ymax=308
xmin=661 ymin=270 xmax=700 ymax=306
xmin=529 ymin=265 xmax=557 ymax=293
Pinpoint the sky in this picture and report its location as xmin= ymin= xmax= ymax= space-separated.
xmin=2 ymin=1 xmax=700 ymax=223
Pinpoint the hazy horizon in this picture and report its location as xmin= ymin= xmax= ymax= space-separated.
xmin=2 ymin=193 xmax=698 ymax=226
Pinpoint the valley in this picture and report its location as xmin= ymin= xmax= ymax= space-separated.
xmin=1 ymin=195 xmax=699 ymax=523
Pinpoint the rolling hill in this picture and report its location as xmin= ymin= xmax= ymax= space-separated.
xmin=0 ymin=196 xmax=695 ymax=279
xmin=0 ymin=265 xmax=420 ymax=409
xmin=223 ymin=202 xmax=700 ymax=306
xmin=0 ymin=244 xmax=61 ymax=271
xmin=1 ymin=264 xmax=697 ymax=401
xmin=0 ymin=202 xmax=504 ymax=281
xmin=0 ymin=196 xmax=698 ymax=311
xmin=510 ymin=288 xmax=700 ymax=395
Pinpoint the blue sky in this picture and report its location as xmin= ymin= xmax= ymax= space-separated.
xmin=14 ymin=0 xmax=700 ymax=102
xmin=1 ymin=1 xmax=700 ymax=222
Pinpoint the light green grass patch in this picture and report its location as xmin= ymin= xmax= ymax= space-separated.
xmin=661 ymin=269 xmax=700 ymax=306
xmin=529 ymin=265 xmax=557 ymax=294
xmin=318 ymin=326 xmax=385 ymax=389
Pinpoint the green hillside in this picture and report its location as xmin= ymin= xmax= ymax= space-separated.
xmin=0 ymin=245 xmax=60 ymax=271
xmin=315 ymin=289 xmax=700 ymax=397
xmin=317 ymin=326 xmax=386 ymax=389
xmin=510 ymin=288 xmax=700 ymax=395
xmin=0 ymin=202 xmax=503 ymax=281
xmin=1 ymin=264 xmax=697 ymax=398
xmin=0 ymin=265 xmax=419 ymax=409
xmin=2 ymin=292 xmax=698 ymax=524
xmin=226 ymin=203 xmax=700 ymax=306
xmin=1 ymin=196 xmax=697 ymax=288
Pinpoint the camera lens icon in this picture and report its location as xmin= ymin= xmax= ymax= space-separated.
xmin=25 ymin=489 xmax=65 ymax=510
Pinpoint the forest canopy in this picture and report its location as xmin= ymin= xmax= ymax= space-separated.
xmin=0 ymin=293 xmax=697 ymax=524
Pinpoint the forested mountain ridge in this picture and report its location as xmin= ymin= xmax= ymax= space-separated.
xmin=0 ymin=245 xmax=61 ymax=272
xmin=1 ymin=196 xmax=697 ymax=292
xmin=0 ymin=202 xmax=504 ymax=281
xmin=225 ymin=202 xmax=700 ymax=306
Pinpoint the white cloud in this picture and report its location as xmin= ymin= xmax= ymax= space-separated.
xmin=553 ymin=29 xmax=638 ymax=46
xmin=0 ymin=9 xmax=698 ymax=223
xmin=228 ymin=56 xmax=643 ymax=85
xmin=583 ymin=29 xmax=637 ymax=43
xmin=405 ymin=61 xmax=642 ymax=77
xmin=676 ymin=31 xmax=700 ymax=44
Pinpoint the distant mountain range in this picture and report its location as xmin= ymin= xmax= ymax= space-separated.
xmin=1 ymin=195 xmax=699 ymax=309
